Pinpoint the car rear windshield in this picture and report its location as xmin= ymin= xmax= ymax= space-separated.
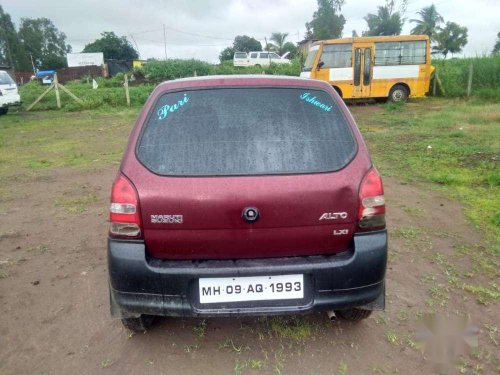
xmin=136 ymin=87 xmax=356 ymax=176
xmin=0 ymin=72 xmax=15 ymax=85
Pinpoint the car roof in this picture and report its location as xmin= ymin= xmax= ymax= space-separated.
xmin=154 ymin=75 xmax=332 ymax=92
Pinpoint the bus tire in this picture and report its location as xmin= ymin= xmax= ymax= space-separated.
xmin=332 ymin=86 xmax=343 ymax=98
xmin=0 ymin=107 xmax=8 ymax=115
xmin=388 ymin=84 xmax=409 ymax=102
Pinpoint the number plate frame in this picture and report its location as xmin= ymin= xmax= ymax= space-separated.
xmin=199 ymin=274 xmax=304 ymax=304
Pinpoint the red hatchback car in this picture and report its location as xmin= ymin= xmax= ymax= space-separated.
xmin=108 ymin=75 xmax=387 ymax=332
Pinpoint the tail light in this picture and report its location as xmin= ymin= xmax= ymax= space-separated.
xmin=357 ymin=168 xmax=386 ymax=231
xmin=109 ymin=173 xmax=142 ymax=238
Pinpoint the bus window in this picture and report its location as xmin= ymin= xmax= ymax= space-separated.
xmin=375 ymin=40 xmax=426 ymax=65
xmin=363 ymin=48 xmax=371 ymax=85
xmin=401 ymin=41 xmax=426 ymax=64
xmin=354 ymin=48 xmax=361 ymax=86
xmin=320 ymin=44 xmax=352 ymax=68
xmin=303 ymin=45 xmax=320 ymax=72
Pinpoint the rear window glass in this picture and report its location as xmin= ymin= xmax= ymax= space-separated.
xmin=136 ymin=88 xmax=356 ymax=176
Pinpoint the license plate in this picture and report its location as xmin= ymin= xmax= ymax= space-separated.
xmin=199 ymin=274 xmax=304 ymax=304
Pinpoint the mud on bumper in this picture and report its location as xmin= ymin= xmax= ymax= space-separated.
xmin=108 ymin=230 xmax=387 ymax=318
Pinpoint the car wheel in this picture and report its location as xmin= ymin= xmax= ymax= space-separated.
xmin=388 ymin=84 xmax=409 ymax=102
xmin=255 ymin=64 xmax=261 ymax=69
xmin=335 ymin=308 xmax=372 ymax=321
xmin=0 ymin=107 xmax=8 ymax=115
xmin=121 ymin=315 xmax=155 ymax=332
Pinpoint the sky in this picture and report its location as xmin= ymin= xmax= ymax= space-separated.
xmin=4 ymin=0 xmax=500 ymax=63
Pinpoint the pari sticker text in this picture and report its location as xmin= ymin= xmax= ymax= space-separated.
xmin=158 ymin=94 xmax=190 ymax=120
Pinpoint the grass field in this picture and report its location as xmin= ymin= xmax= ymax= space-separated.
xmin=357 ymin=99 xmax=499 ymax=241
xmin=433 ymin=55 xmax=500 ymax=100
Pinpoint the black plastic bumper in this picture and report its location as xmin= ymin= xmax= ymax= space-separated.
xmin=108 ymin=230 xmax=387 ymax=318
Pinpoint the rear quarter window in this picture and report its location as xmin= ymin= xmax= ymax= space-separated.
xmin=136 ymin=87 xmax=356 ymax=176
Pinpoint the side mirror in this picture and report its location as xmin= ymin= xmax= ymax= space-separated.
xmin=317 ymin=61 xmax=325 ymax=70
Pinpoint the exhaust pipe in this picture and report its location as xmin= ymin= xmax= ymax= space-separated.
xmin=327 ymin=310 xmax=337 ymax=322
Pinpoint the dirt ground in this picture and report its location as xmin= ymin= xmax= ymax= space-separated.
xmin=0 ymin=109 xmax=498 ymax=374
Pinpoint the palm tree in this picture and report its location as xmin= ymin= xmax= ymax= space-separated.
xmin=410 ymin=4 xmax=444 ymax=41
xmin=432 ymin=22 xmax=468 ymax=58
xmin=363 ymin=1 xmax=406 ymax=36
xmin=269 ymin=32 xmax=288 ymax=55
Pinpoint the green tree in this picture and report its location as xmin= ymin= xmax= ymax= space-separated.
xmin=410 ymin=4 xmax=444 ymax=41
xmin=432 ymin=22 xmax=468 ymax=58
xmin=305 ymin=0 xmax=346 ymax=40
xmin=268 ymin=32 xmax=288 ymax=54
xmin=17 ymin=17 xmax=71 ymax=70
xmin=493 ymin=32 xmax=500 ymax=55
xmin=0 ymin=5 xmax=19 ymax=68
xmin=267 ymin=33 xmax=298 ymax=57
xmin=219 ymin=35 xmax=262 ymax=62
xmin=281 ymin=42 xmax=298 ymax=58
xmin=219 ymin=46 xmax=235 ymax=62
xmin=83 ymin=32 xmax=138 ymax=60
xmin=364 ymin=0 xmax=407 ymax=36
xmin=233 ymin=35 xmax=262 ymax=53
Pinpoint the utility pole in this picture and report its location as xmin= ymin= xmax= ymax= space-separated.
xmin=30 ymin=54 xmax=36 ymax=74
xmin=163 ymin=24 xmax=167 ymax=60
xmin=129 ymin=33 xmax=140 ymax=59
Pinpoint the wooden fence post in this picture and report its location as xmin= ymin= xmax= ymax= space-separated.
xmin=432 ymin=69 xmax=437 ymax=96
xmin=124 ymin=74 xmax=130 ymax=107
xmin=54 ymin=73 xmax=61 ymax=109
xmin=27 ymin=75 xmax=83 ymax=111
xmin=58 ymin=84 xmax=84 ymax=105
xmin=26 ymin=83 xmax=55 ymax=111
xmin=467 ymin=64 xmax=473 ymax=98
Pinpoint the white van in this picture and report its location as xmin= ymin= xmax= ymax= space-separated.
xmin=233 ymin=51 xmax=291 ymax=67
xmin=0 ymin=71 xmax=21 ymax=115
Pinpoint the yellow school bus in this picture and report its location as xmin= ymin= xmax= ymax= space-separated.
xmin=301 ymin=35 xmax=434 ymax=101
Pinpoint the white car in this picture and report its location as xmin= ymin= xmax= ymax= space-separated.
xmin=233 ymin=51 xmax=291 ymax=67
xmin=0 ymin=71 xmax=21 ymax=115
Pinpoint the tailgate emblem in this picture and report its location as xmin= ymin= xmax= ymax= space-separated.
xmin=319 ymin=212 xmax=348 ymax=220
xmin=151 ymin=214 xmax=183 ymax=224
xmin=242 ymin=207 xmax=259 ymax=223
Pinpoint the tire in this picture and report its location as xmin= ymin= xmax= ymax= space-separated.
xmin=0 ymin=107 xmax=8 ymax=116
xmin=388 ymin=84 xmax=409 ymax=102
xmin=332 ymin=86 xmax=343 ymax=98
xmin=335 ymin=308 xmax=372 ymax=321
xmin=121 ymin=315 xmax=155 ymax=332
xmin=254 ymin=64 xmax=261 ymax=69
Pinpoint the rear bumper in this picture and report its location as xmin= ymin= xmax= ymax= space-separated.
xmin=108 ymin=230 xmax=387 ymax=318
xmin=0 ymin=94 xmax=21 ymax=107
